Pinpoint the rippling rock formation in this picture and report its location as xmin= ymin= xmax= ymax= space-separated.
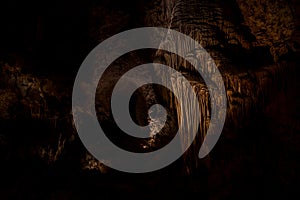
xmin=145 ymin=0 xmax=298 ymax=174
xmin=0 ymin=0 xmax=299 ymax=198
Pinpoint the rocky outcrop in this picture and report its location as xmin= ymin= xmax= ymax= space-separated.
xmin=236 ymin=0 xmax=295 ymax=62
xmin=0 ymin=0 xmax=299 ymax=177
xmin=144 ymin=0 xmax=298 ymax=174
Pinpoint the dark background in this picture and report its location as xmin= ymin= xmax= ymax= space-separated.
xmin=0 ymin=0 xmax=299 ymax=199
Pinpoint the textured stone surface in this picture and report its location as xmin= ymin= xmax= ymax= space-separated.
xmin=0 ymin=0 xmax=299 ymax=198
xmin=236 ymin=0 xmax=295 ymax=61
xmin=144 ymin=0 xmax=298 ymax=174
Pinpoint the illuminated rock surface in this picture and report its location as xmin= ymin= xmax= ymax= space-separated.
xmin=0 ymin=0 xmax=299 ymax=198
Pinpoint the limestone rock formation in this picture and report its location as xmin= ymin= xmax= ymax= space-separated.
xmin=144 ymin=0 xmax=298 ymax=174
xmin=236 ymin=0 xmax=295 ymax=62
xmin=0 ymin=0 xmax=299 ymax=186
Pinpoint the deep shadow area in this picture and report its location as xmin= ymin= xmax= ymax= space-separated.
xmin=0 ymin=0 xmax=299 ymax=199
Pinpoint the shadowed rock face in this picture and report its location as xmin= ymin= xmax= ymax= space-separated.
xmin=144 ymin=0 xmax=298 ymax=174
xmin=236 ymin=0 xmax=295 ymax=61
xmin=0 ymin=0 xmax=300 ymax=198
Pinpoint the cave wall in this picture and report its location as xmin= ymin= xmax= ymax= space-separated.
xmin=0 ymin=1 xmax=299 ymax=197
xmin=144 ymin=0 xmax=298 ymax=174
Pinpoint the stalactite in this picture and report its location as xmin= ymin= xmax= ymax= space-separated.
xmin=145 ymin=0 xmax=298 ymax=174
